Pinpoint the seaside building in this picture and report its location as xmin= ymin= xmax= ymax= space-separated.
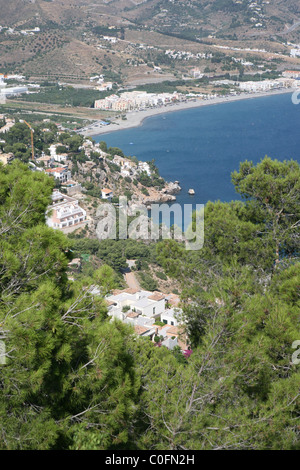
xmin=239 ymin=78 xmax=295 ymax=92
xmin=112 ymin=155 xmax=137 ymax=177
xmin=94 ymin=91 xmax=183 ymax=111
xmin=137 ymin=161 xmax=151 ymax=177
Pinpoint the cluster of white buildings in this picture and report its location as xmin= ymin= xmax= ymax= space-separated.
xmin=248 ymin=1 xmax=266 ymax=27
xmin=46 ymin=190 xmax=87 ymax=231
xmin=94 ymin=91 xmax=183 ymax=111
xmin=104 ymin=288 xmax=187 ymax=350
xmin=112 ymin=155 xmax=151 ymax=179
xmin=0 ymin=25 xmax=40 ymax=36
xmin=165 ymin=49 xmax=213 ymax=61
xmin=214 ymin=44 xmax=267 ymax=54
xmin=239 ymin=77 xmax=298 ymax=92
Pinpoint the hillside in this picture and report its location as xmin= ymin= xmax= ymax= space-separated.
xmin=0 ymin=0 xmax=300 ymax=83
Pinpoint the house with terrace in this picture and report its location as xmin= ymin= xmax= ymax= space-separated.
xmin=46 ymin=190 xmax=87 ymax=232
xmin=105 ymin=288 xmax=187 ymax=350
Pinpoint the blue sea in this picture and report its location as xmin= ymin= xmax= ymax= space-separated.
xmin=95 ymin=92 xmax=300 ymax=207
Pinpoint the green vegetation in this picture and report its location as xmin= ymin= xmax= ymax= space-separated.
xmin=0 ymin=162 xmax=137 ymax=450
xmin=15 ymin=85 xmax=112 ymax=108
xmin=0 ymin=135 xmax=299 ymax=449
xmin=68 ymin=237 xmax=157 ymax=275
xmin=0 ymin=121 xmax=84 ymax=163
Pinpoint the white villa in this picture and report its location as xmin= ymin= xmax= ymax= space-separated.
xmin=49 ymin=144 xmax=68 ymax=163
xmin=105 ymin=288 xmax=186 ymax=350
xmin=106 ymin=289 xmax=166 ymax=320
xmin=101 ymin=188 xmax=113 ymax=200
xmin=36 ymin=155 xmax=54 ymax=168
xmin=46 ymin=190 xmax=87 ymax=231
xmin=45 ymin=167 xmax=71 ymax=183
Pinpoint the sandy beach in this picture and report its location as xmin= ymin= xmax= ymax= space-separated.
xmin=79 ymin=88 xmax=295 ymax=138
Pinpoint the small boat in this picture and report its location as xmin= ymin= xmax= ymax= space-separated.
xmin=188 ymin=189 xmax=195 ymax=195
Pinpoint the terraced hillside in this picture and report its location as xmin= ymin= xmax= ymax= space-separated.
xmin=0 ymin=0 xmax=299 ymax=83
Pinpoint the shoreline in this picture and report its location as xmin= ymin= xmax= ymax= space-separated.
xmin=79 ymin=88 xmax=295 ymax=138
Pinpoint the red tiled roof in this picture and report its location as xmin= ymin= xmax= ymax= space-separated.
xmin=148 ymin=292 xmax=165 ymax=301
xmin=134 ymin=325 xmax=150 ymax=335
xmin=46 ymin=167 xmax=66 ymax=173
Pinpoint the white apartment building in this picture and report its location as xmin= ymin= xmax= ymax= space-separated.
xmin=94 ymin=91 xmax=182 ymax=111
xmin=46 ymin=190 xmax=86 ymax=231
xmin=239 ymin=78 xmax=295 ymax=92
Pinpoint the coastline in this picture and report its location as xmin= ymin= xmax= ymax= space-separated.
xmin=79 ymin=88 xmax=295 ymax=138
